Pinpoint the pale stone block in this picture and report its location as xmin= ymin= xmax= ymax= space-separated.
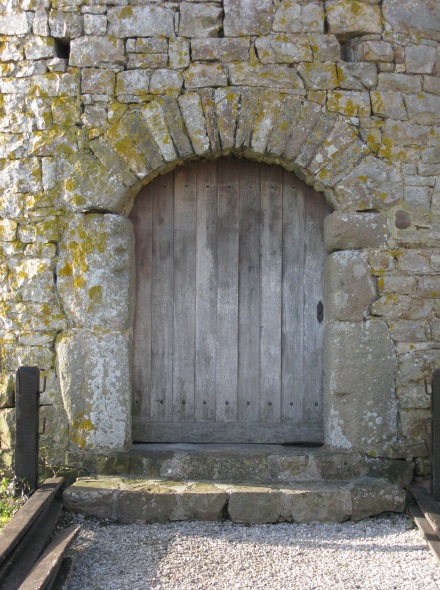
xmin=116 ymin=69 xmax=151 ymax=95
xmin=424 ymin=76 xmax=440 ymax=96
xmin=228 ymin=487 xmax=284 ymax=524
xmin=0 ymin=158 xmax=41 ymax=194
xmin=327 ymin=90 xmax=371 ymax=117
xmin=351 ymin=479 xmax=405 ymax=520
xmin=274 ymin=1 xmax=325 ymax=33
xmin=347 ymin=40 xmax=394 ymax=63
xmin=336 ymin=63 xmax=377 ymax=90
xmin=24 ymin=36 xmax=56 ymax=60
xmin=149 ymin=69 xmax=183 ymax=97
xmin=0 ymin=12 xmax=32 ymax=35
xmin=47 ymin=58 xmax=68 ymax=73
xmin=380 ymin=275 xmax=416 ymax=295
xmin=324 ymin=211 xmax=388 ymax=251
xmin=405 ymin=93 xmax=440 ymax=125
xmin=309 ymin=34 xmax=341 ymax=61
xmin=33 ymin=10 xmax=49 ymax=36
xmin=134 ymin=38 xmax=167 ymax=54
xmin=84 ymin=14 xmax=107 ymax=36
xmin=9 ymin=258 xmax=55 ymax=303
xmin=371 ymin=294 xmax=432 ymax=320
xmin=405 ymin=45 xmax=436 ymax=74
xmin=224 ymin=0 xmax=275 ymax=36
xmin=0 ymin=219 xmax=18 ymax=242
xmin=371 ymin=90 xmax=407 ymax=120
xmin=128 ymin=54 xmax=167 ymax=69
xmin=325 ymin=0 xmax=382 ymax=37
xmin=377 ymin=73 xmax=422 ymax=93
xmin=178 ymin=93 xmax=210 ymax=156
xmin=90 ymin=136 xmax=138 ymax=187
xmin=229 ymin=64 xmax=305 ymax=92
xmin=288 ymin=489 xmax=352 ymax=523
xmin=169 ymin=38 xmax=190 ymax=69
xmin=334 ymin=155 xmax=402 ymax=210
xmin=390 ymin=321 xmax=427 ymax=342
xmin=256 ymin=35 xmax=312 ymax=64
xmin=0 ymin=409 xmax=15 ymax=448
xmin=324 ymin=251 xmax=376 ymax=321
xmin=81 ymin=68 xmax=115 ymax=95
xmin=63 ymin=480 xmax=116 ymax=519
xmin=324 ymin=321 xmax=397 ymax=454
xmin=382 ymin=0 xmax=440 ymax=38
xmin=215 ymin=87 xmax=240 ymax=152
xmin=155 ymin=96 xmax=194 ymax=159
xmin=0 ymin=301 xmax=67 ymax=332
xmin=0 ymin=39 xmax=21 ymax=62
xmin=184 ymin=64 xmax=227 ymax=89
xmin=298 ymin=62 xmax=338 ymax=90
xmin=404 ymin=185 xmax=431 ymax=210
xmin=0 ymin=374 xmax=14 ymax=409
xmin=49 ymin=10 xmax=83 ymax=39
xmin=57 ymin=329 xmax=131 ymax=451
xmin=108 ymin=6 xmax=175 ymax=38
xmin=179 ymin=3 xmax=222 ymax=38
xmin=70 ymin=36 xmax=125 ymax=68
xmin=139 ymin=102 xmax=177 ymax=162
xmin=57 ymin=214 xmax=134 ymax=330
xmin=192 ymin=38 xmax=250 ymax=62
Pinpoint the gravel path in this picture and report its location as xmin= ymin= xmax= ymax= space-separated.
xmin=66 ymin=514 xmax=439 ymax=590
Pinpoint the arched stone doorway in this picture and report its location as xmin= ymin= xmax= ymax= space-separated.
xmin=130 ymin=158 xmax=331 ymax=443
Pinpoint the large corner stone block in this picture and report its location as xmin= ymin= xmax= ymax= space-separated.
xmin=57 ymin=214 xmax=134 ymax=331
xmin=324 ymin=251 xmax=376 ymax=321
xmin=56 ymin=329 xmax=131 ymax=451
xmin=325 ymin=212 xmax=389 ymax=251
xmin=324 ymin=321 xmax=397 ymax=454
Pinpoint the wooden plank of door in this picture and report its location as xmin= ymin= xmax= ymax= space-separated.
xmin=260 ymin=164 xmax=283 ymax=423
xmin=173 ymin=165 xmax=197 ymax=422
xmin=216 ymin=158 xmax=240 ymax=423
xmin=302 ymin=187 xmax=329 ymax=422
xmin=238 ymin=160 xmax=261 ymax=424
xmin=195 ymin=160 xmax=218 ymax=422
xmin=130 ymin=184 xmax=153 ymax=420
xmin=281 ymin=173 xmax=306 ymax=423
xmin=151 ymin=175 xmax=174 ymax=421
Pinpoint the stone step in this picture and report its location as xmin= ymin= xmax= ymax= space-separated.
xmin=63 ymin=475 xmax=406 ymax=525
xmin=90 ymin=444 xmax=414 ymax=487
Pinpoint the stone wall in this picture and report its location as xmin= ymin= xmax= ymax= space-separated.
xmin=0 ymin=0 xmax=439 ymax=476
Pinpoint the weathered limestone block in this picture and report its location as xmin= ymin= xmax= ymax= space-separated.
xmin=108 ymin=6 xmax=175 ymax=38
xmin=390 ymin=321 xmax=427 ymax=343
xmin=255 ymin=35 xmax=313 ymax=64
xmin=149 ymin=69 xmax=183 ymax=97
xmin=224 ymin=0 xmax=275 ymax=36
xmin=405 ymin=45 xmax=437 ymax=74
xmin=0 ymin=301 xmax=67 ymax=332
xmin=325 ymin=0 xmax=382 ymax=37
xmin=184 ymin=64 xmax=227 ymax=89
xmin=309 ymin=34 xmax=341 ymax=61
xmin=380 ymin=275 xmax=417 ymax=296
xmin=155 ymin=96 xmax=194 ymax=159
xmin=404 ymin=185 xmax=430 ymax=210
xmin=274 ymin=1 xmax=325 ymax=33
xmin=371 ymin=294 xmax=432 ymax=320
xmin=324 ymin=211 xmax=388 ymax=251
xmin=117 ymin=487 xmax=177 ymax=524
xmin=131 ymin=39 xmax=167 ymax=54
xmin=0 ymin=409 xmax=15 ymax=448
xmin=324 ymin=321 xmax=397 ymax=454
xmin=0 ymin=373 xmax=14 ymax=409
xmin=424 ymin=76 xmax=440 ymax=96
xmin=89 ymin=137 xmax=137 ymax=188
xmin=377 ymin=73 xmax=422 ymax=93
xmin=58 ymin=214 xmax=134 ymax=330
xmin=371 ymin=91 xmax=407 ymax=120
xmin=404 ymin=93 xmax=440 ymax=125
xmin=288 ymin=489 xmax=352 ymax=523
xmin=228 ymin=487 xmax=284 ymax=524
xmin=0 ymin=12 xmax=32 ymax=35
xmin=401 ymin=408 xmax=430 ymax=439
xmin=70 ymin=36 xmax=125 ymax=68
xmin=347 ymin=40 xmax=394 ymax=63
xmin=324 ymin=251 xmax=376 ymax=321
xmin=351 ymin=479 xmax=405 ymax=520
xmin=179 ymin=3 xmax=222 ymax=38
xmin=336 ymin=63 xmax=377 ymax=90
xmin=327 ymin=90 xmax=371 ymax=117
xmin=0 ymin=158 xmax=41 ymax=194
xmin=178 ymin=93 xmax=211 ymax=156
xmin=56 ymin=329 xmax=131 ymax=451
xmin=49 ymin=10 xmax=83 ymax=39
xmin=116 ymin=70 xmax=151 ymax=96
xmin=298 ymin=62 xmax=338 ymax=89
xmin=0 ymin=219 xmax=18 ymax=242
xmin=192 ymin=38 xmax=250 ymax=62
xmin=81 ymin=69 xmax=115 ymax=95
xmin=52 ymin=97 xmax=82 ymax=127
xmin=137 ymin=102 xmax=177 ymax=162
xmin=24 ymin=37 xmax=56 ymax=60
xmin=105 ymin=118 xmax=154 ymax=178
xmin=334 ymin=155 xmax=402 ymax=210
xmin=84 ymin=14 xmax=107 ymax=36
xmin=63 ymin=479 xmax=118 ymax=519
xmin=127 ymin=54 xmax=167 ymax=70
xmin=9 ymin=258 xmax=55 ymax=303
xmin=250 ymin=91 xmax=284 ymax=155
xmin=173 ymin=484 xmax=227 ymax=521
xmin=229 ymin=64 xmax=305 ymax=93
xmin=33 ymin=10 xmax=49 ymax=37
xmin=169 ymin=38 xmax=190 ymax=69
xmin=0 ymin=344 xmax=52 ymax=373
xmin=390 ymin=209 xmax=440 ymax=248
xmin=215 ymin=87 xmax=240 ymax=152
xmin=382 ymin=0 xmax=440 ymax=38
xmin=381 ymin=119 xmax=439 ymax=147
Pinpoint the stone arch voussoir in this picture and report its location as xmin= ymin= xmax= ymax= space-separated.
xmin=65 ymin=87 xmax=403 ymax=217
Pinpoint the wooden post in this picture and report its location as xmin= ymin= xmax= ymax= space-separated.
xmin=432 ymin=369 xmax=440 ymax=501
xmin=15 ymin=367 xmax=40 ymax=491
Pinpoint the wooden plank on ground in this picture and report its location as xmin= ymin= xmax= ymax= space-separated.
xmin=409 ymin=484 xmax=440 ymax=535
xmin=0 ymin=499 xmax=63 ymax=590
xmin=18 ymin=525 xmax=81 ymax=590
xmin=0 ymin=478 xmax=64 ymax=567
xmin=51 ymin=556 xmax=77 ymax=590
xmin=407 ymin=503 xmax=440 ymax=564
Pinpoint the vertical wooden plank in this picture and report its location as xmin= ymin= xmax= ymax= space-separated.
xmin=130 ymin=185 xmax=153 ymax=420
xmin=282 ymin=173 xmax=306 ymax=423
xmin=303 ymin=186 xmax=329 ymax=422
xmin=238 ymin=160 xmax=261 ymax=423
xmin=260 ymin=165 xmax=283 ymax=423
xmin=432 ymin=369 xmax=440 ymax=501
xmin=195 ymin=161 xmax=218 ymax=422
xmin=15 ymin=367 xmax=39 ymax=491
xmin=216 ymin=158 xmax=240 ymax=423
xmin=173 ymin=164 xmax=197 ymax=422
xmin=151 ymin=176 xmax=174 ymax=421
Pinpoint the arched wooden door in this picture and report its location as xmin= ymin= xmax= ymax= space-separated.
xmin=130 ymin=158 xmax=330 ymax=443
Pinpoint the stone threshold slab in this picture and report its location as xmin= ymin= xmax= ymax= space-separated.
xmin=63 ymin=476 xmax=406 ymax=525
xmin=91 ymin=444 xmax=414 ymax=487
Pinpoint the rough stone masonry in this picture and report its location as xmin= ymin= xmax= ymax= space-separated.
xmin=0 ymin=0 xmax=439 ymax=481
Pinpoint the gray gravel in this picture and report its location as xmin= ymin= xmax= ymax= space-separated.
xmin=66 ymin=514 xmax=439 ymax=590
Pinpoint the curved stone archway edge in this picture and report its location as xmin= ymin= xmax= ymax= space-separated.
xmin=54 ymin=90 xmax=402 ymax=456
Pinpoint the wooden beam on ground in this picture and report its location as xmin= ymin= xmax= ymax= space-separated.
xmin=15 ymin=367 xmax=40 ymax=492
xmin=407 ymin=503 xmax=440 ymax=564
xmin=409 ymin=484 xmax=440 ymax=536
